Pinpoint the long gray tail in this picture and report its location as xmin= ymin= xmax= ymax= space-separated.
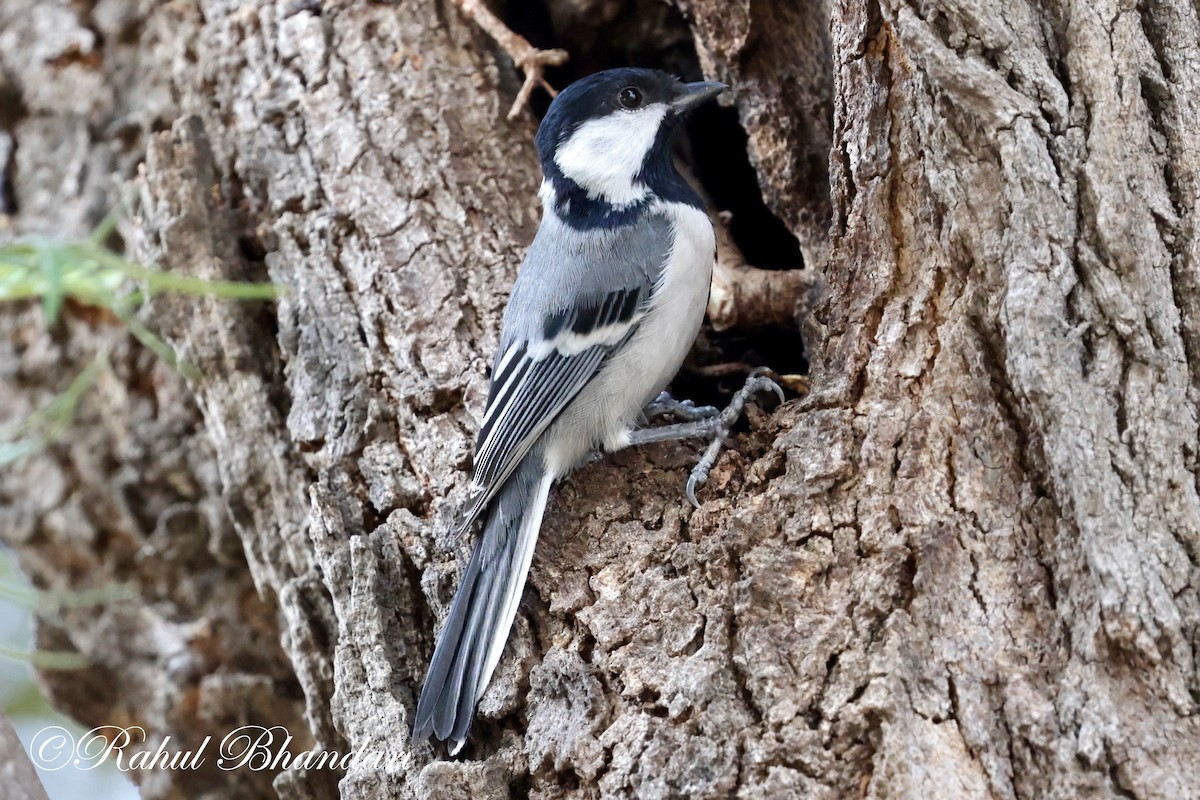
xmin=412 ymin=453 xmax=553 ymax=754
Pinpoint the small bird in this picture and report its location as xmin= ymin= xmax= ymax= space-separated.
xmin=412 ymin=68 xmax=782 ymax=754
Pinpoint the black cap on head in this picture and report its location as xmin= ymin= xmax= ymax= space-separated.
xmin=535 ymin=68 xmax=727 ymax=165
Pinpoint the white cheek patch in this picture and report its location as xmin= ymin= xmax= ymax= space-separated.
xmin=554 ymin=104 xmax=669 ymax=206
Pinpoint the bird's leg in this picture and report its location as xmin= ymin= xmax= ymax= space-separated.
xmin=644 ymin=390 xmax=719 ymax=422
xmin=625 ymin=369 xmax=784 ymax=507
xmin=579 ymin=393 xmax=716 ymax=469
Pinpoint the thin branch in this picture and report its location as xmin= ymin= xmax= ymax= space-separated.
xmin=453 ymin=0 xmax=569 ymax=120
xmin=707 ymin=211 xmax=822 ymax=333
xmin=671 ymin=162 xmax=821 ymax=334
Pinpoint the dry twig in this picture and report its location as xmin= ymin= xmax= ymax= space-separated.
xmin=706 ymin=211 xmax=821 ymax=333
xmin=671 ymin=163 xmax=821 ymax=334
xmin=453 ymin=0 xmax=569 ymax=120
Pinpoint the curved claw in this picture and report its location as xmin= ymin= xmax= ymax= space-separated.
xmin=745 ymin=369 xmax=786 ymax=406
xmin=686 ymin=474 xmax=702 ymax=509
xmin=764 ymin=378 xmax=785 ymax=405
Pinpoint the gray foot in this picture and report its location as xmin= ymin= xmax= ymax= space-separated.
xmin=627 ymin=369 xmax=785 ymax=508
xmin=644 ymin=391 xmax=719 ymax=422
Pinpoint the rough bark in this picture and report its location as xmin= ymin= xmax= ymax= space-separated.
xmin=1 ymin=1 xmax=1198 ymax=800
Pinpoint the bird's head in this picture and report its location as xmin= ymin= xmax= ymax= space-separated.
xmin=535 ymin=68 xmax=726 ymax=216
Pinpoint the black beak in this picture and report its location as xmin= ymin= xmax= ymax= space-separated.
xmin=670 ymin=80 xmax=728 ymax=113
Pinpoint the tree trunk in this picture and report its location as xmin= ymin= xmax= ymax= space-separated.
xmin=1 ymin=0 xmax=1197 ymax=798
xmin=0 ymin=714 xmax=51 ymax=800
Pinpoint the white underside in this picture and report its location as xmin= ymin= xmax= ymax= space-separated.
xmin=543 ymin=200 xmax=714 ymax=478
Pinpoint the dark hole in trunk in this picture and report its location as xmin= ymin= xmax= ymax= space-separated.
xmin=499 ymin=0 xmax=818 ymax=410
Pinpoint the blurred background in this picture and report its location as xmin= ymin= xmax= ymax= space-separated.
xmin=2 ymin=547 xmax=136 ymax=800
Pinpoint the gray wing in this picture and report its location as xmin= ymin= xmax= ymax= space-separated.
xmin=457 ymin=212 xmax=673 ymax=531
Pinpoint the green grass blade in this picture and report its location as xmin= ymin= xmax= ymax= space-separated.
xmin=0 ymin=352 xmax=109 ymax=466
xmin=35 ymin=239 xmax=67 ymax=324
xmin=0 ymin=644 xmax=89 ymax=671
xmin=87 ymin=207 xmax=120 ymax=247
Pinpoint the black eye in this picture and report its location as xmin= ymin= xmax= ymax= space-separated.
xmin=618 ymin=86 xmax=643 ymax=109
